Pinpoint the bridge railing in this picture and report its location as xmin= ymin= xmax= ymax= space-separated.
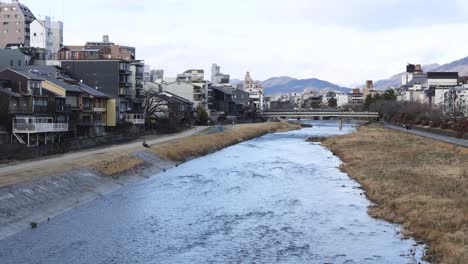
xmin=260 ymin=111 xmax=379 ymax=116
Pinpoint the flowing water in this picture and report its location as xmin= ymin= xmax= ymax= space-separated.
xmin=0 ymin=121 xmax=427 ymax=264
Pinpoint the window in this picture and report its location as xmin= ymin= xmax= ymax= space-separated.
xmin=16 ymin=29 xmax=20 ymax=33
xmin=18 ymin=60 xmax=21 ymax=66
xmin=10 ymin=60 xmax=13 ymax=66
xmin=15 ymin=21 xmax=20 ymax=25
xmin=3 ymin=29 xmax=7 ymax=34
xmin=33 ymin=32 xmax=36 ymax=36
xmin=3 ymin=22 xmax=8 ymax=25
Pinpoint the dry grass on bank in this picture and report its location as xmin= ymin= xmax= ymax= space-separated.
xmin=151 ymin=122 xmax=300 ymax=162
xmin=92 ymin=155 xmax=144 ymax=176
xmin=323 ymin=125 xmax=468 ymax=264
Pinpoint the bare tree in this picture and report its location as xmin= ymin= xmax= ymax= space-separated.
xmin=143 ymin=89 xmax=168 ymax=119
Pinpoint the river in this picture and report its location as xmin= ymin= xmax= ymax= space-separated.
xmin=0 ymin=121 xmax=426 ymax=264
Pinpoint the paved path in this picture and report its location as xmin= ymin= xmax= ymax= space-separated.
xmin=0 ymin=127 xmax=206 ymax=178
xmin=384 ymin=123 xmax=468 ymax=148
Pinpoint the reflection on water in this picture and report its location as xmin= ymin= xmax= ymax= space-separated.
xmin=0 ymin=121 xmax=427 ymax=264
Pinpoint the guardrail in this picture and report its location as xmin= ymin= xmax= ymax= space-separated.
xmin=260 ymin=111 xmax=380 ymax=117
xmin=13 ymin=123 xmax=69 ymax=133
xmin=125 ymin=114 xmax=145 ymax=125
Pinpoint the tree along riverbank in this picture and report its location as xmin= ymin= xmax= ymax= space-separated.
xmin=323 ymin=125 xmax=468 ymax=264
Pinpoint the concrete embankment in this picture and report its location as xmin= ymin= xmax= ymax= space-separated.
xmin=0 ymin=122 xmax=300 ymax=240
xmin=322 ymin=124 xmax=468 ymax=264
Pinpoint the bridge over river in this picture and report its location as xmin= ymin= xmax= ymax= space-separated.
xmin=260 ymin=110 xmax=380 ymax=119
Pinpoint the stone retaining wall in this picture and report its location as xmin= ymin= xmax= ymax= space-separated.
xmin=0 ymin=151 xmax=175 ymax=240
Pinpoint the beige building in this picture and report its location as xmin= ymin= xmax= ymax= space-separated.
xmin=0 ymin=0 xmax=35 ymax=48
xmin=244 ymin=72 xmax=264 ymax=110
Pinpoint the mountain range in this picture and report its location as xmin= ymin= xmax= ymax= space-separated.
xmin=230 ymin=77 xmax=351 ymax=96
xmin=228 ymin=55 xmax=468 ymax=95
xmin=261 ymin=77 xmax=351 ymax=96
xmin=374 ymin=56 xmax=468 ymax=90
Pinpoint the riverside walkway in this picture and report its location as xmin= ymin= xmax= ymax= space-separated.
xmin=0 ymin=127 xmax=206 ymax=185
xmin=260 ymin=110 xmax=380 ymax=119
xmin=384 ymin=123 xmax=468 ymax=148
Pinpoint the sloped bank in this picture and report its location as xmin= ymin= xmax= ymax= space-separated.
xmin=0 ymin=122 xmax=300 ymax=240
xmin=322 ymin=125 xmax=468 ymax=264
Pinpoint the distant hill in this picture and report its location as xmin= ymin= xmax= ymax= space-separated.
xmin=262 ymin=77 xmax=351 ymax=96
xmin=374 ymin=56 xmax=468 ymax=90
xmin=374 ymin=64 xmax=440 ymax=90
xmin=433 ymin=56 xmax=468 ymax=75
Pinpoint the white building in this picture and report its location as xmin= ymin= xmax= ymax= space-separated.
xmin=244 ymin=71 xmax=264 ymax=111
xmin=336 ymin=91 xmax=364 ymax=108
xmin=454 ymin=88 xmax=468 ymax=116
xmin=427 ymin=72 xmax=459 ymax=106
xmin=163 ymin=81 xmax=208 ymax=110
xmin=30 ymin=16 xmax=63 ymax=59
xmin=336 ymin=93 xmax=349 ymax=108
xmin=211 ymin=63 xmax=230 ymax=85
xmin=162 ymin=69 xmax=209 ymax=111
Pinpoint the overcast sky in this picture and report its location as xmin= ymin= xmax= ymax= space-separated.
xmin=23 ymin=0 xmax=468 ymax=86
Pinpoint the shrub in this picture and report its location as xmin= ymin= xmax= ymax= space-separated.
xmin=440 ymin=122 xmax=450 ymax=129
xmin=196 ymin=106 xmax=209 ymax=126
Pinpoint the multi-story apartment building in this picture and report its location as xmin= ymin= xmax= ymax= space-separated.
xmin=0 ymin=0 xmax=35 ymax=48
xmin=163 ymin=69 xmax=210 ymax=112
xmin=58 ymin=36 xmax=145 ymax=127
xmin=129 ymin=60 xmax=145 ymax=112
xmin=0 ymin=47 xmax=31 ymax=69
xmin=84 ymin=35 xmax=135 ymax=61
xmin=244 ymin=71 xmax=264 ymax=111
xmin=211 ymin=64 xmax=230 ymax=85
xmin=0 ymin=66 xmax=116 ymax=142
xmin=60 ymin=59 xmax=144 ymax=126
xmin=30 ymin=16 xmax=63 ymax=60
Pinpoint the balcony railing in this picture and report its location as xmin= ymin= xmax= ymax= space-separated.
xmin=78 ymin=120 xmax=105 ymax=126
xmin=55 ymin=105 xmax=72 ymax=112
xmin=9 ymin=105 xmax=33 ymax=114
xmin=33 ymin=105 xmax=48 ymax=113
xmin=125 ymin=114 xmax=145 ymax=125
xmin=93 ymin=107 xmax=107 ymax=112
xmin=13 ymin=118 xmax=69 ymax=133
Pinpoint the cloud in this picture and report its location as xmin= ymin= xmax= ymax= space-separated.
xmin=21 ymin=0 xmax=468 ymax=86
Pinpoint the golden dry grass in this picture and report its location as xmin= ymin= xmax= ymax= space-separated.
xmin=92 ymin=155 xmax=145 ymax=176
xmin=323 ymin=125 xmax=468 ymax=264
xmin=0 ymin=122 xmax=299 ymax=187
xmin=152 ymin=122 xmax=300 ymax=161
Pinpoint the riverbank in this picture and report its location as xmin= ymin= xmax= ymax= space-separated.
xmin=323 ymin=125 xmax=468 ymax=264
xmin=0 ymin=122 xmax=300 ymax=240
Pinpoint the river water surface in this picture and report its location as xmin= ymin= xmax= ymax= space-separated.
xmin=0 ymin=122 xmax=426 ymax=264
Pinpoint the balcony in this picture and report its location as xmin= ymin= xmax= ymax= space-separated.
xmin=120 ymin=82 xmax=132 ymax=87
xmin=82 ymin=105 xmax=93 ymax=112
xmin=93 ymin=107 xmax=107 ymax=112
xmin=33 ymin=105 xmax=48 ymax=113
xmin=119 ymin=69 xmax=132 ymax=75
xmin=119 ymin=88 xmax=130 ymax=96
xmin=9 ymin=105 xmax=33 ymax=114
xmin=56 ymin=105 xmax=72 ymax=113
xmin=13 ymin=117 xmax=69 ymax=133
xmin=78 ymin=120 xmax=105 ymax=127
xmin=125 ymin=114 xmax=145 ymax=125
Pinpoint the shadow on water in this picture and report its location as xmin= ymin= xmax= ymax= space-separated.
xmin=0 ymin=121 xmax=427 ymax=264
